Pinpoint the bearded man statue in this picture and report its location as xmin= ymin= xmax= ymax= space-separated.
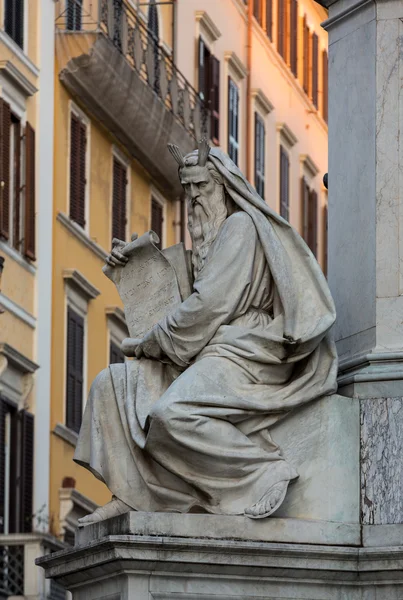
xmin=75 ymin=141 xmax=338 ymax=525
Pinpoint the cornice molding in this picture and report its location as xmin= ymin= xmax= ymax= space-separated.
xmin=224 ymin=51 xmax=248 ymax=81
xmin=105 ymin=306 xmax=128 ymax=332
xmin=0 ymin=61 xmax=37 ymax=96
xmin=276 ymin=122 xmax=298 ymax=147
xmin=195 ymin=11 xmax=221 ymax=42
xmin=321 ymin=0 xmax=372 ymax=30
xmin=300 ymin=154 xmax=320 ymax=177
xmin=251 ymin=88 xmax=274 ymax=115
xmin=63 ymin=269 xmax=101 ymax=301
xmin=0 ymin=343 xmax=39 ymax=373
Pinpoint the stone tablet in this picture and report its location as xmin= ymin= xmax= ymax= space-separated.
xmin=103 ymin=231 xmax=192 ymax=338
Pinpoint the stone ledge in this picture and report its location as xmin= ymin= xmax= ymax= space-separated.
xmin=75 ymin=511 xmax=360 ymax=547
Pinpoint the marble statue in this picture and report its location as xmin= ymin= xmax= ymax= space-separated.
xmin=75 ymin=141 xmax=338 ymax=524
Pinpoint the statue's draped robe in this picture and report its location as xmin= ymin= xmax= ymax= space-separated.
xmin=75 ymin=211 xmax=335 ymax=514
xmin=75 ymin=207 xmax=337 ymax=515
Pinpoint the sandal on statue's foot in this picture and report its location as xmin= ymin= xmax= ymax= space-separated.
xmin=78 ymin=496 xmax=132 ymax=527
xmin=244 ymin=480 xmax=290 ymax=519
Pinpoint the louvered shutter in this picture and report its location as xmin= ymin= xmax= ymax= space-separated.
xmin=303 ymin=15 xmax=309 ymax=94
xmin=19 ymin=410 xmax=34 ymax=533
xmin=66 ymin=308 xmax=84 ymax=434
xmin=69 ymin=114 xmax=86 ymax=228
xmin=0 ymin=100 xmax=11 ymax=240
xmin=266 ymin=0 xmax=273 ymax=40
xmin=290 ymin=0 xmax=298 ymax=77
xmin=307 ymin=189 xmax=318 ymax=256
xmin=151 ymin=198 xmax=163 ymax=249
xmin=255 ymin=113 xmax=265 ymax=199
xmin=24 ymin=123 xmax=36 ymax=260
xmin=110 ymin=341 xmax=125 ymax=364
xmin=5 ymin=0 xmax=24 ymax=48
xmin=312 ymin=33 xmax=319 ymax=108
xmin=0 ymin=398 xmax=6 ymax=534
xmin=12 ymin=118 xmax=21 ymax=250
xmin=210 ymin=56 xmax=220 ymax=144
xmin=112 ymin=158 xmax=127 ymax=241
xmin=198 ymin=37 xmax=206 ymax=101
xmin=279 ymin=146 xmax=289 ymax=221
xmin=253 ymin=0 xmax=261 ymax=23
xmin=277 ymin=0 xmax=285 ymax=59
xmin=322 ymin=49 xmax=328 ymax=123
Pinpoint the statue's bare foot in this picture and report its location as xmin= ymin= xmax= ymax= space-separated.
xmin=78 ymin=497 xmax=132 ymax=526
xmin=244 ymin=480 xmax=289 ymax=519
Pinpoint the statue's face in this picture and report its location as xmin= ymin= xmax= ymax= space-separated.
xmin=180 ymin=165 xmax=219 ymax=208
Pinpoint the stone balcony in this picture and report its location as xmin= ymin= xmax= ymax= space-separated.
xmin=55 ymin=0 xmax=209 ymax=198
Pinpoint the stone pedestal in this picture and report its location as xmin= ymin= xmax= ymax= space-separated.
xmin=37 ymin=512 xmax=403 ymax=600
xmin=318 ymin=0 xmax=403 ymax=400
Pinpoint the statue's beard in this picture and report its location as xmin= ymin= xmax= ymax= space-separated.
xmin=188 ymin=190 xmax=227 ymax=279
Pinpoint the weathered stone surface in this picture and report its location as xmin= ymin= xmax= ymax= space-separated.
xmin=361 ymin=397 xmax=403 ymax=524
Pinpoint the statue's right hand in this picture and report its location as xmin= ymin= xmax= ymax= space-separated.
xmin=105 ymin=234 xmax=138 ymax=268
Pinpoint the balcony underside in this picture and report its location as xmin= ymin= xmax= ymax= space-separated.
xmin=58 ymin=33 xmax=198 ymax=198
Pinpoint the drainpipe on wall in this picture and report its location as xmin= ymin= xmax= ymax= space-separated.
xmin=246 ymin=0 xmax=253 ymax=181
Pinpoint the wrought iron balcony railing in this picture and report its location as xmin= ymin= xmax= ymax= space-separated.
xmin=56 ymin=0 xmax=210 ymax=142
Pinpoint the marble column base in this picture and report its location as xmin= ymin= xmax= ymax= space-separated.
xmin=37 ymin=513 xmax=403 ymax=600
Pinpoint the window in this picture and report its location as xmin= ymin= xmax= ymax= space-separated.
xmin=312 ymin=33 xmax=319 ymax=108
xmin=303 ymin=15 xmax=310 ymax=95
xmin=151 ymin=197 xmax=164 ymax=249
xmin=301 ymin=176 xmax=318 ymax=257
xmin=0 ymin=99 xmax=36 ymax=260
xmin=228 ymin=77 xmax=239 ymax=166
xmin=266 ymin=0 xmax=273 ymax=40
xmin=279 ymin=146 xmax=290 ymax=220
xmin=323 ymin=203 xmax=328 ymax=275
xmin=322 ymin=50 xmax=328 ymax=123
xmin=290 ymin=0 xmax=298 ymax=77
xmin=69 ymin=112 xmax=87 ymax=229
xmin=254 ymin=113 xmax=265 ymax=199
xmin=67 ymin=0 xmax=82 ymax=31
xmin=148 ymin=0 xmax=159 ymax=41
xmin=0 ymin=398 xmax=34 ymax=534
xmin=198 ymin=37 xmax=220 ymax=144
xmin=5 ymin=0 xmax=24 ymax=49
xmin=110 ymin=341 xmax=125 ymax=364
xmin=65 ymin=307 xmax=84 ymax=434
xmin=277 ymin=0 xmax=286 ymax=60
xmin=112 ymin=156 xmax=127 ymax=242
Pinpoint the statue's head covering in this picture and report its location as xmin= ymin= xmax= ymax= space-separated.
xmin=168 ymin=142 xmax=337 ymax=377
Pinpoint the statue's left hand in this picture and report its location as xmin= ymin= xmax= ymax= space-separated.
xmin=121 ymin=333 xmax=163 ymax=361
xmin=121 ymin=338 xmax=143 ymax=358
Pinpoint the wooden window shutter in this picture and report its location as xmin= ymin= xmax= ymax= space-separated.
xmin=307 ymin=188 xmax=318 ymax=256
xmin=24 ymin=123 xmax=36 ymax=260
xmin=279 ymin=146 xmax=289 ymax=221
xmin=112 ymin=158 xmax=127 ymax=241
xmin=5 ymin=0 xmax=24 ymax=48
xmin=290 ymin=0 xmax=298 ymax=77
xmin=198 ymin=36 xmax=206 ymax=100
xmin=266 ymin=0 xmax=273 ymax=40
xmin=110 ymin=341 xmax=125 ymax=364
xmin=210 ymin=56 xmax=220 ymax=144
xmin=19 ymin=410 xmax=34 ymax=533
xmin=0 ymin=99 xmax=11 ymax=240
xmin=322 ymin=49 xmax=328 ymax=123
xmin=312 ymin=33 xmax=319 ymax=108
xmin=12 ymin=117 xmax=22 ymax=250
xmin=254 ymin=0 xmax=261 ymax=23
xmin=151 ymin=198 xmax=163 ymax=249
xmin=66 ymin=307 xmax=84 ymax=434
xmin=277 ymin=0 xmax=285 ymax=59
xmin=69 ymin=114 xmax=86 ymax=229
xmin=0 ymin=398 xmax=6 ymax=534
xmin=303 ymin=15 xmax=309 ymax=94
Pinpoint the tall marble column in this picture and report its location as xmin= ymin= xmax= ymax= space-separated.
xmin=317 ymin=0 xmax=403 ymax=400
xmin=316 ymin=0 xmax=403 ymax=525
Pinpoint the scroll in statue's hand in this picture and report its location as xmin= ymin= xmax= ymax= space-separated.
xmin=105 ymin=234 xmax=138 ymax=268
